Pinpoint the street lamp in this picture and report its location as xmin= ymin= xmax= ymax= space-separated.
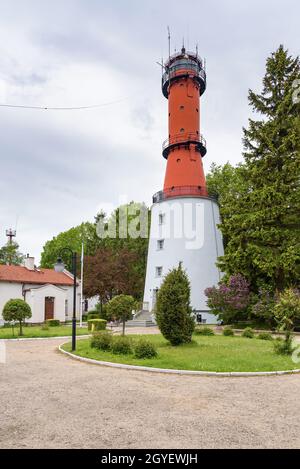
xmin=54 ymin=248 xmax=78 ymax=351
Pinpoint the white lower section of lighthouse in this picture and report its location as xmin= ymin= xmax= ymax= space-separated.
xmin=143 ymin=197 xmax=224 ymax=324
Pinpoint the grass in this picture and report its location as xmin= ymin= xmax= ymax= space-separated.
xmin=62 ymin=333 xmax=300 ymax=372
xmin=0 ymin=324 xmax=89 ymax=339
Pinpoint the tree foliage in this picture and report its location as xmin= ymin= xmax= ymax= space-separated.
xmin=106 ymin=294 xmax=136 ymax=335
xmin=40 ymin=202 xmax=150 ymax=300
xmin=207 ymin=46 xmax=300 ymax=293
xmin=0 ymin=242 xmax=24 ymax=266
xmin=3 ymin=299 xmax=32 ymax=336
xmin=155 ymin=264 xmax=194 ymax=345
xmin=205 ymin=274 xmax=251 ymax=324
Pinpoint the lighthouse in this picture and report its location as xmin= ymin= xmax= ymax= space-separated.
xmin=143 ymin=46 xmax=224 ymax=324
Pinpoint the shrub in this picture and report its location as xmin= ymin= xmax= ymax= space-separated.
xmin=87 ymin=311 xmax=100 ymax=321
xmin=155 ymin=264 xmax=195 ymax=346
xmin=82 ymin=314 xmax=88 ymax=322
xmin=257 ymin=332 xmax=273 ymax=341
xmin=205 ymin=274 xmax=251 ymax=324
xmin=223 ymin=326 xmax=234 ymax=336
xmin=134 ymin=339 xmax=158 ymax=359
xmin=111 ymin=336 xmax=132 ymax=355
xmin=91 ymin=331 xmax=113 ymax=351
xmin=242 ymin=327 xmax=255 ymax=338
xmin=41 ymin=322 xmax=49 ymax=331
xmin=2 ymin=299 xmax=32 ymax=336
xmin=273 ymin=333 xmax=295 ymax=355
xmin=88 ymin=319 xmax=107 ymax=331
xmin=46 ymin=319 xmax=60 ymax=327
xmin=194 ymin=326 xmax=215 ymax=336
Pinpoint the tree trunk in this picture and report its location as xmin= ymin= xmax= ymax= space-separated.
xmin=19 ymin=320 xmax=23 ymax=337
xmin=122 ymin=320 xmax=125 ymax=336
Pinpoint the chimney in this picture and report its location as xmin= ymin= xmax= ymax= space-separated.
xmin=24 ymin=254 xmax=35 ymax=271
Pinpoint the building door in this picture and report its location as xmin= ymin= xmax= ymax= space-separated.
xmin=45 ymin=297 xmax=55 ymax=321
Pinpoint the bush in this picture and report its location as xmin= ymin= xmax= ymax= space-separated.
xmin=242 ymin=327 xmax=255 ymax=338
xmin=223 ymin=326 xmax=234 ymax=336
xmin=46 ymin=319 xmax=60 ymax=327
xmin=111 ymin=336 xmax=132 ymax=355
xmin=88 ymin=319 xmax=107 ymax=331
xmin=82 ymin=314 xmax=88 ymax=322
xmin=87 ymin=311 xmax=101 ymax=321
xmin=91 ymin=331 xmax=113 ymax=351
xmin=41 ymin=322 xmax=49 ymax=331
xmin=194 ymin=326 xmax=215 ymax=336
xmin=156 ymin=264 xmax=194 ymax=346
xmin=273 ymin=334 xmax=295 ymax=355
xmin=134 ymin=339 xmax=158 ymax=359
xmin=257 ymin=332 xmax=273 ymax=341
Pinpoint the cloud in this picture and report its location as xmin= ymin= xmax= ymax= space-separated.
xmin=0 ymin=0 xmax=299 ymax=262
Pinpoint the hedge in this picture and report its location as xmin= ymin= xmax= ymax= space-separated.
xmin=88 ymin=319 xmax=107 ymax=331
xmin=46 ymin=319 xmax=60 ymax=327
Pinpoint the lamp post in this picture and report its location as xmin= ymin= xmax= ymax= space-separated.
xmin=54 ymin=248 xmax=77 ymax=351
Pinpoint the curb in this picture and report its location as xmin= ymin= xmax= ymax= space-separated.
xmin=58 ymin=343 xmax=300 ymax=377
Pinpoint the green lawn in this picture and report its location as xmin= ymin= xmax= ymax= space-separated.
xmin=0 ymin=325 xmax=89 ymax=339
xmin=62 ymin=334 xmax=300 ymax=372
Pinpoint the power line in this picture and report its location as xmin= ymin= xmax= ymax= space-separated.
xmin=0 ymin=96 xmax=129 ymax=111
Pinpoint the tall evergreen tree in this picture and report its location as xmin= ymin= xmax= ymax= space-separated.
xmin=218 ymin=46 xmax=300 ymax=292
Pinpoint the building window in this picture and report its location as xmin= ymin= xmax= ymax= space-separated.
xmin=180 ymin=105 xmax=184 ymax=110
xmin=157 ymin=239 xmax=164 ymax=250
xmin=180 ymin=128 xmax=184 ymax=133
xmin=158 ymin=213 xmax=165 ymax=225
xmin=156 ymin=266 xmax=163 ymax=277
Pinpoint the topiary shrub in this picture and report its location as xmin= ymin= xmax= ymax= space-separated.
xmin=155 ymin=263 xmax=194 ymax=346
xmin=242 ymin=327 xmax=255 ymax=338
xmin=82 ymin=314 xmax=88 ymax=322
xmin=257 ymin=332 xmax=273 ymax=341
xmin=111 ymin=336 xmax=132 ymax=355
xmin=194 ymin=326 xmax=215 ymax=336
xmin=88 ymin=319 xmax=107 ymax=331
xmin=46 ymin=319 xmax=60 ymax=327
xmin=134 ymin=339 xmax=158 ymax=359
xmin=2 ymin=299 xmax=32 ymax=336
xmin=223 ymin=326 xmax=234 ymax=336
xmin=91 ymin=331 xmax=113 ymax=351
xmin=87 ymin=311 xmax=101 ymax=321
xmin=106 ymin=295 xmax=136 ymax=336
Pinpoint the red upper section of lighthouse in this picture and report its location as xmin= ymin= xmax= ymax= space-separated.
xmin=157 ymin=47 xmax=208 ymax=201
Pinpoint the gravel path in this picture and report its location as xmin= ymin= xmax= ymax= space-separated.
xmin=1 ymin=336 xmax=300 ymax=449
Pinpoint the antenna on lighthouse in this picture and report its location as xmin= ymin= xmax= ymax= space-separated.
xmin=167 ymin=26 xmax=171 ymax=60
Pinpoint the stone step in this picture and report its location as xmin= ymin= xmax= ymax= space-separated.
xmin=126 ymin=319 xmax=156 ymax=327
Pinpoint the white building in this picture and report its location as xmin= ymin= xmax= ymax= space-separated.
xmin=143 ymin=197 xmax=223 ymax=324
xmin=0 ymin=256 xmax=81 ymax=325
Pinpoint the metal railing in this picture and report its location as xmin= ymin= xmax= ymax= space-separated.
xmin=162 ymin=132 xmax=206 ymax=153
xmin=153 ymin=186 xmax=212 ymax=204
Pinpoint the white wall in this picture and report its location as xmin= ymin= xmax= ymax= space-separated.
xmin=0 ymin=282 xmax=23 ymax=325
xmin=0 ymin=281 xmax=79 ymax=324
xmin=143 ymin=197 xmax=224 ymax=324
xmin=25 ymin=284 xmax=67 ymax=323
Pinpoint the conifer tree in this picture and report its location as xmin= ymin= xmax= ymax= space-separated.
xmin=155 ymin=264 xmax=195 ymax=345
xmin=218 ymin=45 xmax=300 ymax=292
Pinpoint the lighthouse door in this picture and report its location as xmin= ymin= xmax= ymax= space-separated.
xmin=152 ymin=288 xmax=159 ymax=310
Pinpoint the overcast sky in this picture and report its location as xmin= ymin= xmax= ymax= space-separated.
xmin=0 ymin=0 xmax=299 ymax=264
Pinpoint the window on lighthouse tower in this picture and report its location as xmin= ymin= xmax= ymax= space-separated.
xmin=156 ymin=266 xmax=163 ymax=278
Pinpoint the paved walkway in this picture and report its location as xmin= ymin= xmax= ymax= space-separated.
xmin=0 ymin=336 xmax=300 ymax=449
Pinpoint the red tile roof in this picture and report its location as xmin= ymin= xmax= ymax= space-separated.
xmin=0 ymin=265 xmax=74 ymax=286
